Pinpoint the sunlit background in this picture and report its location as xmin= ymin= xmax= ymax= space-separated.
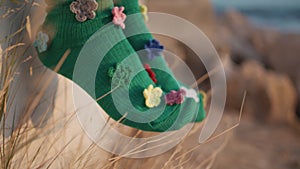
xmin=212 ymin=0 xmax=300 ymax=32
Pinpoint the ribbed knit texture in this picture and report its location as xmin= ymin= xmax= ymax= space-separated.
xmin=36 ymin=0 xmax=204 ymax=132
xmin=38 ymin=0 xmax=114 ymax=78
xmin=115 ymin=0 xmax=206 ymax=123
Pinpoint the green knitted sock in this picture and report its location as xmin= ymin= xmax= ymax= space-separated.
xmin=35 ymin=0 xmax=203 ymax=132
xmin=114 ymin=0 xmax=206 ymax=122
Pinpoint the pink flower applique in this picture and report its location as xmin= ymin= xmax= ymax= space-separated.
xmin=112 ymin=6 xmax=127 ymax=29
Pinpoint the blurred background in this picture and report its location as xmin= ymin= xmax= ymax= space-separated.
xmin=1 ymin=0 xmax=300 ymax=168
xmin=146 ymin=0 xmax=300 ymax=168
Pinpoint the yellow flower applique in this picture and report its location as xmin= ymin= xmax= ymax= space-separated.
xmin=140 ymin=4 xmax=149 ymax=22
xmin=143 ymin=85 xmax=163 ymax=108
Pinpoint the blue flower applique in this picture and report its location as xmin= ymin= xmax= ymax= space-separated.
xmin=144 ymin=39 xmax=164 ymax=60
xmin=34 ymin=31 xmax=49 ymax=53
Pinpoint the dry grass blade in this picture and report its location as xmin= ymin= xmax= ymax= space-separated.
xmin=15 ymin=110 xmax=78 ymax=155
xmin=0 ymin=78 xmax=13 ymax=100
xmin=109 ymin=133 xmax=182 ymax=162
xmin=44 ymin=138 xmax=75 ymax=169
xmin=29 ymin=66 xmax=32 ymax=76
xmin=174 ymin=91 xmax=247 ymax=161
xmin=108 ymin=129 xmax=142 ymax=163
xmin=17 ymin=49 xmax=70 ymax=130
xmin=0 ymin=26 xmax=25 ymax=44
xmin=53 ymin=49 xmax=71 ymax=72
xmin=32 ymin=137 xmax=76 ymax=169
xmin=73 ymin=117 xmax=113 ymax=165
xmin=202 ymin=91 xmax=246 ymax=143
xmin=0 ymin=6 xmax=23 ymax=19
xmin=161 ymin=145 xmax=183 ymax=169
xmin=1 ymin=47 xmax=70 ymax=169
xmin=0 ymin=43 xmax=25 ymax=56
xmin=22 ymin=135 xmax=51 ymax=169
xmin=96 ymin=84 xmax=120 ymax=102
xmin=197 ymin=133 xmax=230 ymax=169
xmin=173 ymin=152 xmax=193 ymax=169
xmin=32 ymin=2 xmax=40 ymax=7
xmin=4 ymin=119 xmax=23 ymax=169
xmin=190 ymin=66 xmax=222 ymax=89
xmin=25 ymin=16 xmax=31 ymax=40
xmin=22 ymin=55 xmax=32 ymax=63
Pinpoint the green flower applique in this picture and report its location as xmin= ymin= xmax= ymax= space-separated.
xmin=108 ymin=63 xmax=132 ymax=86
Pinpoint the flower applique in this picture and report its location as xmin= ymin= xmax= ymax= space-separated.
xmin=199 ymin=90 xmax=207 ymax=108
xmin=112 ymin=6 xmax=127 ymax=29
xmin=180 ymin=87 xmax=199 ymax=103
xmin=70 ymin=0 xmax=98 ymax=22
xmin=108 ymin=63 xmax=132 ymax=86
xmin=34 ymin=31 xmax=49 ymax=53
xmin=165 ymin=89 xmax=185 ymax=106
xmin=143 ymin=85 xmax=163 ymax=108
xmin=144 ymin=39 xmax=164 ymax=60
xmin=144 ymin=64 xmax=157 ymax=83
xmin=140 ymin=4 xmax=148 ymax=22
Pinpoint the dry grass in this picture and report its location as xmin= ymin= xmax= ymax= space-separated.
xmin=0 ymin=1 xmax=241 ymax=168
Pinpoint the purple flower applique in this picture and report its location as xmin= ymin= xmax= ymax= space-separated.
xmin=144 ymin=39 xmax=164 ymax=60
xmin=70 ymin=0 xmax=98 ymax=22
xmin=165 ymin=89 xmax=186 ymax=106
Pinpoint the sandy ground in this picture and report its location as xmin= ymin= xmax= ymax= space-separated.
xmin=214 ymin=118 xmax=300 ymax=169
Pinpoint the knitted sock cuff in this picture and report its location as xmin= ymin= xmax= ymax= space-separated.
xmin=41 ymin=0 xmax=114 ymax=46
xmin=115 ymin=0 xmax=140 ymax=14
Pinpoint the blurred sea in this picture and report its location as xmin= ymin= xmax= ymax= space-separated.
xmin=211 ymin=0 xmax=300 ymax=33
